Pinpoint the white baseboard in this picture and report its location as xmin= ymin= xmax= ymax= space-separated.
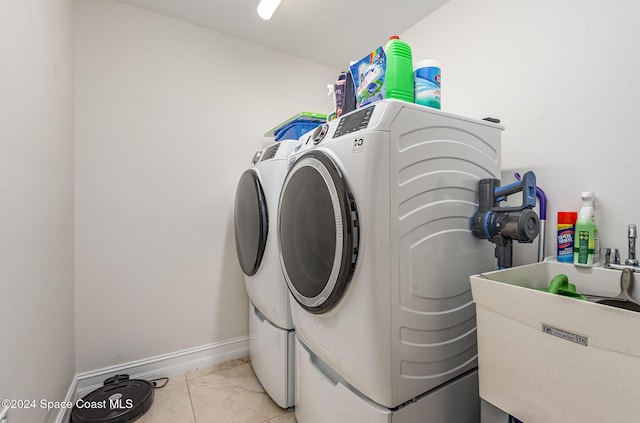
xmin=52 ymin=377 xmax=77 ymax=423
xmin=54 ymin=336 xmax=248 ymax=423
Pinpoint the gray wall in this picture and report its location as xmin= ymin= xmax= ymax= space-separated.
xmin=73 ymin=0 xmax=339 ymax=373
xmin=0 ymin=1 xmax=75 ymax=422
xmin=404 ymin=0 xmax=640 ymax=265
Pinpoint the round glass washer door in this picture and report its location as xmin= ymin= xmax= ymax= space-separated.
xmin=234 ymin=169 xmax=268 ymax=276
xmin=278 ymin=151 xmax=359 ymax=314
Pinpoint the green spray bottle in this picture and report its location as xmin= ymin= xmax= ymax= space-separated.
xmin=573 ymin=191 xmax=600 ymax=266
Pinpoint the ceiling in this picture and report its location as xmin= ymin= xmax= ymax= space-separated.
xmin=117 ymin=0 xmax=449 ymax=69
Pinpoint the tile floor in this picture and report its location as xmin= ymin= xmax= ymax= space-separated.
xmin=137 ymin=357 xmax=297 ymax=423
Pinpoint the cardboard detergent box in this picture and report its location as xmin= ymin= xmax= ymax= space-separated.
xmin=470 ymin=260 xmax=640 ymax=423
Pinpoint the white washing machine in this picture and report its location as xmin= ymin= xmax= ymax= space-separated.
xmin=233 ymin=139 xmax=297 ymax=408
xmin=277 ymin=99 xmax=503 ymax=422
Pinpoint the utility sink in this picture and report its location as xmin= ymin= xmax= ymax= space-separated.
xmin=470 ymin=260 xmax=640 ymax=423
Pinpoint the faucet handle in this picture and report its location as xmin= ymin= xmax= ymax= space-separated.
xmin=605 ymin=248 xmax=621 ymax=265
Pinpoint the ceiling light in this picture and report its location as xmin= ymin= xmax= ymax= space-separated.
xmin=257 ymin=0 xmax=282 ymax=20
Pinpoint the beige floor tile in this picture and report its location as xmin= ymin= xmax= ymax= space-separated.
xmin=263 ymin=411 xmax=297 ymax=422
xmin=188 ymin=362 xmax=288 ymax=423
xmin=185 ymin=357 xmax=250 ymax=381
xmin=137 ymin=373 xmax=195 ymax=423
xmin=131 ymin=358 xmax=295 ymax=423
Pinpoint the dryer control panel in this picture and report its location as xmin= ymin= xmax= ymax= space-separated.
xmin=292 ymin=100 xmax=395 ymax=155
xmin=333 ymin=105 xmax=375 ymax=138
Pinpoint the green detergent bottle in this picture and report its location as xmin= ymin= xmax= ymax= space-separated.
xmin=573 ymin=191 xmax=600 ymax=266
xmin=384 ymin=36 xmax=415 ymax=103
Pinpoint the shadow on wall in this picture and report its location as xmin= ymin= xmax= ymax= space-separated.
xmin=213 ymin=211 xmax=249 ymax=339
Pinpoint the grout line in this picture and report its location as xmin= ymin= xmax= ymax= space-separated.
xmin=185 ymin=373 xmax=198 ymax=423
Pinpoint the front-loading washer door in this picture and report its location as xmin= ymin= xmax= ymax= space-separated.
xmin=278 ymin=151 xmax=359 ymax=314
xmin=234 ymin=169 xmax=268 ymax=276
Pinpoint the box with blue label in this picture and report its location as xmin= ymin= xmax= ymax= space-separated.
xmin=349 ymin=47 xmax=386 ymax=108
xmin=470 ymin=261 xmax=640 ymax=423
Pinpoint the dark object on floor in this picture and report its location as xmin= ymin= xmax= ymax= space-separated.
xmin=70 ymin=374 xmax=154 ymax=423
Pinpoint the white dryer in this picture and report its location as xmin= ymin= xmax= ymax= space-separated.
xmin=277 ymin=100 xmax=503 ymax=422
xmin=234 ymin=140 xmax=297 ymax=408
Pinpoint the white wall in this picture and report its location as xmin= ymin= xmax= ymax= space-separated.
xmin=403 ymin=0 xmax=640 ymax=265
xmin=74 ymin=0 xmax=338 ymax=373
xmin=0 ymin=1 xmax=75 ymax=422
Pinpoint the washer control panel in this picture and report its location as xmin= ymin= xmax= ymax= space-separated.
xmin=333 ymin=105 xmax=375 ymax=138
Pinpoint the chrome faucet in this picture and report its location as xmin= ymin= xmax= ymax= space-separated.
xmin=604 ymin=224 xmax=640 ymax=272
xmin=626 ymin=224 xmax=639 ymax=267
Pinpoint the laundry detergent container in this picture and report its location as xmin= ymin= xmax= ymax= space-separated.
xmin=470 ymin=260 xmax=640 ymax=423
